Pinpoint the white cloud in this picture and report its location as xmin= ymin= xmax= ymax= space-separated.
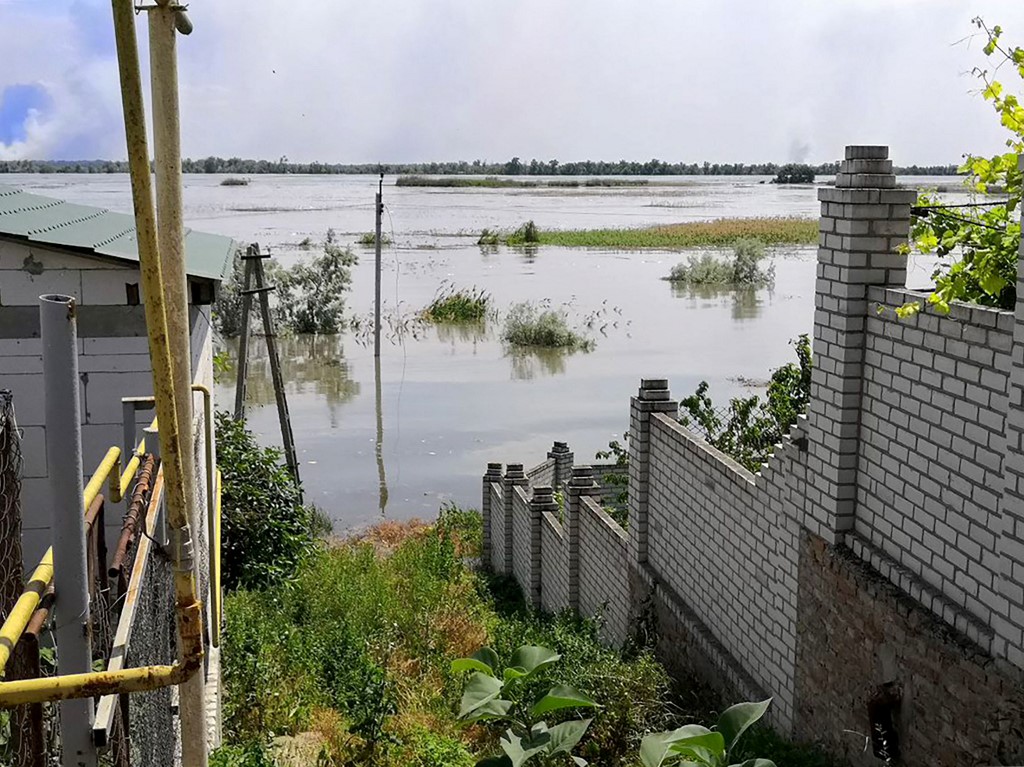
xmin=3 ymin=0 xmax=1024 ymax=163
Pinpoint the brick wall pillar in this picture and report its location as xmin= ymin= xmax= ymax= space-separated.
xmin=805 ymin=146 xmax=916 ymax=541
xmin=502 ymin=463 xmax=527 ymax=575
xmin=998 ymin=155 xmax=1024 ymax=669
xmin=566 ymin=466 xmax=598 ymax=611
xmin=627 ymin=378 xmax=677 ymax=564
xmin=481 ymin=462 xmax=502 ymax=570
xmin=548 ymin=441 xmax=573 ymax=493
xmin=528 ymin=485 xmax=557 ymax=607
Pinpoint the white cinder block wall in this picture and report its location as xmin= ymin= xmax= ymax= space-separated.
xmin=0 ymin=238 xmax=215 ymax=565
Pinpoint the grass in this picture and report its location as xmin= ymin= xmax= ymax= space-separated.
xmin=214 ymin=509 xmax=832 ymax=767
xmin=220 ymin=177 xmax=250 ymax=186
xmin=421 ymin=284 xmax=490 ymax=323
xmin=665 ymin=238 xmax=776 ymax=287
xmin=484 ymin=217 xmax=817 ymax=249
xmin=501 ymin=301 xmax=594 ymax=351
xmin=357 ymin=232 xmax=392 ymax=247
xmin=396 ymin=176 xmax=648 ymax=189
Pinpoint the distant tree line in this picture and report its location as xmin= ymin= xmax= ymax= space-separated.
xmin=0 ymin=156 xmax=962 ymax=176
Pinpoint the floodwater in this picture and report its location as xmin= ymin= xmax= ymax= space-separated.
xmin=6 ymin=173 xmax=958 ymax=530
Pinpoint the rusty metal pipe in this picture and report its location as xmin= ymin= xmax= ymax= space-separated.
xmin=109 ymin=455 xmax=156 ymax=579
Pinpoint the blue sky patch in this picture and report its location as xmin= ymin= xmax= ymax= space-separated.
xmin=0 ymin=83 xmax=52 ymax=145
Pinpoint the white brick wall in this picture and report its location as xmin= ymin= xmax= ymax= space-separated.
xmin=540 ymin=513 xmax=568 ymax=613
xmin=511 ymin=484 xmax=532 ymax=596
xmin=578 ymin=496 xmax=630 ymax=645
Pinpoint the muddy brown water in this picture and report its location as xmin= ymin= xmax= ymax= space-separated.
xmin=8 ymin=174 xmax=957 ymax=530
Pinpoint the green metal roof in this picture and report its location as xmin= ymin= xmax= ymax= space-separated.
xmin=0 ymin=184 xmax=235 ymax=281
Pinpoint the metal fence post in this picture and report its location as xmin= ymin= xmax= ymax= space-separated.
xmin=39 ymin=294 xmax=97 ymax=767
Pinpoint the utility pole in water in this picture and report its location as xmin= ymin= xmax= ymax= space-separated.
xmin=374 ymin=172 xmax=383 ymax=358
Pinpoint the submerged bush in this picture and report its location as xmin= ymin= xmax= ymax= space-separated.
xmin=357 ymin=231 xmax=392 ymax=247
xmin=421 ymin=284 xmax=490 ymax=323
xmin=216 ymin=411 xmax=319 ymax=590
xmin=505 ymin=220 xmax=541 ymax=245
xmin=666 ymin=238 xmax=775 ymax=287
xmin=501 ymin=302 xmax=593 ymax=350
xmin=273 ymin=228 xmax=358 ymax=334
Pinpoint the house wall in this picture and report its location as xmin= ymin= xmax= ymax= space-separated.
xmin=0 ymin=237 xmax=216 ymax=565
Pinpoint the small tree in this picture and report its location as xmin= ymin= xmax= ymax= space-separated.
xmin=903 ymin=18 xmax=1023 ymax=315
xmin=773 ymin=164 xmax=815 ymax=184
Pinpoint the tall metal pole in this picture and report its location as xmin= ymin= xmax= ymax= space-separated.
xmin=148 ymin=4 xmax=208 ymax=765
xmin=374 ymin=355 xmax=388 ymax=515
xmin=40 ymin=294 xmax=96 ymax=767
xmin=374 ymin=173 xmax=383 ymax=358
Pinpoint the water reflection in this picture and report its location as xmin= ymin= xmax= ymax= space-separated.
xmin=434 ymin=321 xmax=491 ymax=352
xmin=374 ymin=355 xmax=389 ymax=515
xmin=506 ymin=348 xmax=573 ymax=380
xmin=232 ymin=334 xmax=360 ymax=426
xmin=668 ymin=283 xmax=769 ymax=321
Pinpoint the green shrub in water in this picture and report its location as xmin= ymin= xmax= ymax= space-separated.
xmin=666 ymin=239 xmax=775 ymax=287
xmin=422 ymin=284 xmax=491 ymax=323
xmin=501 ymin=302 xmax=593 ymax=351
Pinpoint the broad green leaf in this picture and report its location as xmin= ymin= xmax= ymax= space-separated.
xmin=467 ymin=697 xmax=514 ymax=722
xmin=571 ymin=758 xmax=587 ymax=767
xmin=507 ymin=646 xmax=561 ymax=679
xmin=452 ymin=658 xmax=496 ymax=676
xmin=717 ymin=699 xmax=772 ymax=756
xmin=473 ymin=647 xmax=501 ymax=673
xmin=640 ymin=731 xmax=685 ymax=767
xmin=979 ymin=271 xmax=1008 ymax=296
xmin=545 ymin=719 xmax=592 ymax=755
xmin=458 ymin=672 xmax=504 ymax=719
xmin=500 ymin=727 xmax=551 ymax=767
xmin=503 ymin=666 xmax=528 ymax=683
xmin=667 ymin=731 xmax=725 ymax=761
xmin=728 ymin=760 xmax=777 ymax=767
xmin=531 ymin=685 xmax=598 ymax=717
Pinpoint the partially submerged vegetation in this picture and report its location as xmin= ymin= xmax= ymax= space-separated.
xmin=397 ymin=176 xmax=648 ymax=189
xmin=502 ymin=301 xmax=594 ymax=351
xmin=220 ymin=177 xmax=250 ymax=186
xmin=665 ymin=239 xmax=775 ymax=288
xmin=421 ymin=284 xmax=491 ymax=323
xmin=478 ymin=218 xmax=817 ymax=249
xmin=357 ymin=232 xmax=392 ymax=247
xmin=214 ymin=229 xmax=358 ymax=338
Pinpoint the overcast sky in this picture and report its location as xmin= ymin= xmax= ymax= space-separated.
xmin=2 ymin=0 xmax=1024 ymax=165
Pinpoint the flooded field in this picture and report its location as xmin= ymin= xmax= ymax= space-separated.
xmin=6 ymin=173 xmax=956 ymax=529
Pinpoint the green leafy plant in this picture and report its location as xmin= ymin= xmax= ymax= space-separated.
xmin=773 ymin=164 xmax=814 ymax=184
xmin=903 ymin=18 xmax=1022 ymax=315
xmin=502 ymin=302 xmax=594 ymax=351
xmin=357 ymin=231 xmax=392 ymax=247
xmin=666 ymin=239 xmax=775 ymax=287
xmin=680 ymin=335 xmax=811 ymax=472
xmin=272 ymin=228 xmax=358 ymax=334
xmin=453 ymin=645 xmax=598 ymax=766
xmin=422 ymin=284 xmax=491 ymax=323
xmin=595 ymin=435 xmax=629 ymax=527
xmin=640 ymin=699 xmax=776 ymax=767
xmin=216 ymin=411 xmax=319 ymax=590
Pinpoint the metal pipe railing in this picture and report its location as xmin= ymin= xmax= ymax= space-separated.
xmin=0 ymin=0 xmax=206 ymax=718
xmin=40 ymin=293 xmax=96 ymax=767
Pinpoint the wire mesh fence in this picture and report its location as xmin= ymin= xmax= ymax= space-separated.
xmin=678 ymin=403 xmax=786 ymax=473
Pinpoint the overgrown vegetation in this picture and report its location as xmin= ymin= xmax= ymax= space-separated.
xmin=904 ymin=18 xmax=1022 ymax=314
xmin=214 ymin=230 xmax=358 ymax=337
xmin=680 ymin=335 xmax=812 ymax=473
xmin=221 ymin=177 xmax=250 ymax=186
xmin=358 ymin=232 xmax=392 ymax=247
xmin=422 ymin=284 xmax=491 ymax=323
xmin=397 ymin=177 xmax=649 ymax=189
xmin=595 ymin=436 xmax=629 ymax=528
xmin=215 ymin=412 xmax=321 ymax=591
xmin=478 ymin=219 xmax=816 ymax=249
xmin=665 ymin=240 xmax=775 ymax=287
xmin=502 ymin=302 xmax=594 ymax=351
xmin=215 ymin=509 xmax=676 ymax=766
xmin=772 ymin=164 xmax=815 ymax=184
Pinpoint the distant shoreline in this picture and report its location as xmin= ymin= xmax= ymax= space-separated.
xmin=0 ymin=159 xmax=963 ymax=177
